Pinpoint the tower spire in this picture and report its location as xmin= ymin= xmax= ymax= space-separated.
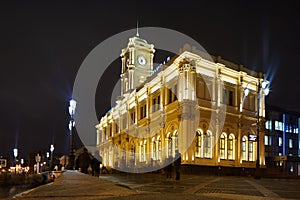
xmin=136 ymin=21 xmax=139 ymax=37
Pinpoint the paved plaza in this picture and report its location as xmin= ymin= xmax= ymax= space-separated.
xmin=10 ymin=171 xmax=300 ymax=200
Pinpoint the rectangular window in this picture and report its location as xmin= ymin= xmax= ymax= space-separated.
xmin=294 ymin=127 xmax=299 ymax=134
xmin=174 ymin=84 xmax=178 ymax=101
xmin=140 ymin=107 xmax=143 ymax=119
xmin=109 ymin=124 xmax=112 ymax=137
xmin=229 ymin=91 xmax=233 ymax=106
xmin=269 ymin=136 xmax=272 ymax=146
xmin=279 ymin=137 xmax=282 ymax=147
xmin=205 ymin=82 xmax=212 ymax=101
xmin=249 ymin=94 xmax=255 ymax=111
xmin=152 ymin=141 xmax=157 ymax=160
xmin=220 ymin=137 xmax=225 ymax=159
xmin=158 ymin=140 xmax=162 ymax=161
xmin=242 ymin=140 xmax=246 ymax=161
xmin=289 ymin=139 xmax=293 ymax=148
xmin=105 ymin=127 xmax=108 ymax=140
xmin=152 ymin=98 xmax=156 ymax=112
xmin=195 ymin=134 xmax=202 ymax=158
xmin=222 ymin=89 xmax=227 ymax=104
xmin=265 ymin=120 xmax=272 ymax=130
xmin=228 ymin=138 xmax=234 ymax=160
xmin=122 ymin=114 xmax=127 ymax=129
xmin=265 ymin=135 xmax=269 ymax=146
xmin=140 ymin=104 xmax=147 ymax=119
xmin=130 ymin=146 xmax=135 ymax=160
xmin=168 ymin=89 xmax=172 ymax=104
xmin=168 ymin=138 xmax=172 ymax=158
xmin=130 ymin=111 xmax=135 ymax=124
xmin=275 ymin=121 xmax=284 ymax=131
xmin=197 ymin=80 xmax=205 ymax=98
xmin=115 ymin=122 xmax=119 ymax=134
xmin=157 ymin=95 xmax=160 ymax=110
xmin=249 ymin=142 xmax=253 ymax=161
xmin=157 ymin=95 xmax=160 ymax=104
xmin=286 ymin=125 xmax=293 ymax=133
xmin=152 ymin=95 xmax=161 ymax=112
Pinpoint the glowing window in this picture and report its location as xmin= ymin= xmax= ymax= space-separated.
xmin=289 ymin=139 xmax=293 ymax=148
xmin=195 ymin=129 xmax=203 ymax=158
xmin=220 ymin=133 xmax=226 ymax=159
xmin=228 ymin=134 xmax=235 ymax=160
xmin=275 ymin=121 xmax=284 ymax=131
xmin=265 ymin=120 xmax=272 ymax=130
xmin=242 ymin=136 xmax=247 ymax=161
xmin=278 ymin=137 xmax=282 ymax=147
xmin=204 ymin=131 xmax=212 ymax=158
xmin=265 ymin=135 xmax=269 ymax=146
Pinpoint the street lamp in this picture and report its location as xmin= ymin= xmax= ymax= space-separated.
xmin=244 ymin=79 xmax=269 ymax=179
xmin=50 ymin=144 xmax=54 ymax=171
xmin=68 ymin=99 xmax=76 ymax=170
xmin=13 ymin=148 xmax=18 ymax=166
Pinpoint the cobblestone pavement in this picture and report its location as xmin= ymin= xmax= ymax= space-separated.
xmin=100 ymin=173 xmax=300 ymax=199
xmin=12 ymin=171 xmax=137 ymax=200
xmin=10 ymin=171 xmax=300 ymax=200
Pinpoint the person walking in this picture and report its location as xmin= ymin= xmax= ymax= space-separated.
xmin=174 ymin=150 xmax=181 ymax=180
xmin=77 ymin=147 xmax=91 ymax=174
xmin=91 ymin=150 xmax=101 ymax=177
xmin=165 ymin=156 xmax=173 ymax=179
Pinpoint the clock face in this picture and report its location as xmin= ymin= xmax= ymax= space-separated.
xmin=138 ymin=56 xmax=146 ymax=65
xmin=126 ymin=58 xmax=130 ymax=67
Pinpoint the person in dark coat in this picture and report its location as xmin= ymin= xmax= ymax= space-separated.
xmin=165 ymin=156 xmax=173 ymax=178
xmin=78 ymin=147 xmax=91 ymax=174
xmin=174 ymin=150 xmax=181 ymax=180
xmin=91 ymin=150 xmax=102 ymax=177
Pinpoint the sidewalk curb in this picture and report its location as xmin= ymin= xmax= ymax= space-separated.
xmin=12 ymin=182 xmax=54 ymax=199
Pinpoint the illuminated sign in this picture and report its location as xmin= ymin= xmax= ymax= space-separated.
xmin=248 ymin=134 xmax=257 ymax=142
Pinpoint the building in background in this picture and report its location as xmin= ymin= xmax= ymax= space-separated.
xmin=96 ymin=33 xmax=269 ymax=174
xmin=265 ymin=105 xmax=300 ymax=176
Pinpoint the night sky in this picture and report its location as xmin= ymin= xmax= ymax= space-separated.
xmin=1 ymin=0 xmax=300 ymax=159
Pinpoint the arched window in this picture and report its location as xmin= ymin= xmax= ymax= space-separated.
xmin=166 ymin=132 xmax=172 ymax=158
xmin=228 ymin=134 xmax=235 ymax=160
xmin=157 ymin=136 xmax=162 ymax=161
xmin=204 ymin=130 xmax=212 ymax=158
xmin=241 ymin=136 xmax=248 ymax=161
xmin=115 ymin=149 xmax=119 ymax=168
xmin=140 ymin=141 xmax=146 ymax=162
xmin=249 ymin=140 xmax=254 ymax=161
xmin=195 ymin=129 xmax=203 ymax=158
xmin=220 ymin=133 xmax=227 ymax=159
xmin=152 ymin=137 xmax=157 ymax=160
xmin=130 ymin=144 xmax=135 ymax=161
xmin=173 ymin=130 xmax=178 ymax=158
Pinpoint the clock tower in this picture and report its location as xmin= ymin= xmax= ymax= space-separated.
xmin=120 ymin=32 xmax=155 ymax=95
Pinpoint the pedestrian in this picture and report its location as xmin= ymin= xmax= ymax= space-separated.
xmin=91 ymin=150 xmax=101 ymax=177
xmin=77 ymin=147 xmax=91 ymax=174
xmin=48 ymin=172 xmax=55 ymax=182
xmin=174 ymin=150 xmax=181 ymax=180
xmin=165 ymin=156 xmax=173 ymax=178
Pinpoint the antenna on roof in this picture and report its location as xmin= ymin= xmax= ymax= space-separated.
xmin=136 ymin=21 xmax=139 ymax=37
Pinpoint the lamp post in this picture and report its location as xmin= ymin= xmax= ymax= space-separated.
xmin=50 ymin=144 xmax=54 ymax=171
xmin=244 ymin=80 xmax=269 ymax=179
xmin=68 ymin=99 xmax=76 ymax=170
xmin=13 ymin=148 xmax=18 ymax=166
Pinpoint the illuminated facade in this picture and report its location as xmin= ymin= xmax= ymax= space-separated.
xmin=96 ymin=34 xmax=268 ymax=172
